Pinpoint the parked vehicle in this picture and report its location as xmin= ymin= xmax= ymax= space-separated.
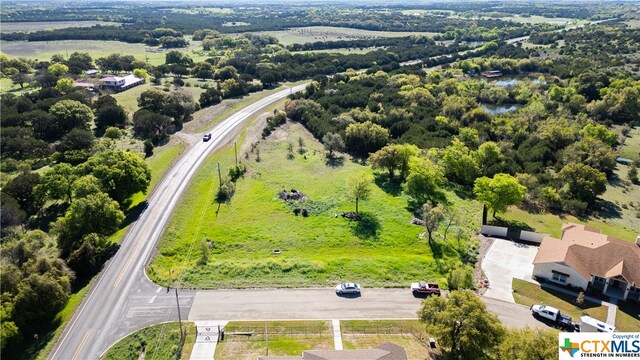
xmin=578 ymin=315 xmax=615 ymax=333
xmin=530 ymin=304 xmax=574 ymax=329
xmin=411 ymin=282 xmax=441 ymax=296
xmin=203 ymin=133 xmax=212 ymax=142
xmin=335 ymin=283 xmax=361 ymax=295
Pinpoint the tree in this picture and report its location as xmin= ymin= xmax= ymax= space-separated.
xmin=214 ymin=65 xmax=238 ymax=81
xmin=132 ymin=68 xmax=149 ymax=80
xmin=55 ymin=192 xmax=125 ymax=255
xmin=55 ymin=77 xmax=75 ymax=94
xmin=10 ymin=72 xmax=31 ymax=89
xmin=71 ymin=175 xmax=103 ymax=199
xmin=404 ymin=157 xmax=446 ymax=205
xmin=442 ymin=138 xmax=479 ymax=185
xmin=57 ymin=128 xmax=95 ymax=152
xmin=138 ymin=88 xmax=169 ymax=113
xmin=95 ymin=104 xmax=128 ymax=130
xmin=369 ymin=144 xmax=419 ymax=180
xmin=3 ymin=172 xmax=41 ymax=215
xmin=133 ymin=109 xmax=172 ymax=143
xmin=344 ymin=121 xmax=389 ymax=156
xmin=557 ymin=163 xmax=607 ymax=205
xmin=65 ymin=52 xmax=93 ymax=74
xmin=12 ymin=274 xmax=69 ymax=334
xmin=79 ymin=150 xmax=151 ymax=205
xmin=49 ymin=99 xmax=94 ymax=136
xmin=199 ymin=87 xmax=223 ymax=107
xmin=562 ymin=137 xmax=616 ymax=175
xmin=419 ymin=290 xmax=505 ymax=360
xmin=0 ymin=193 xmax=26 ymax=229
xmin=345 ymin=172 xmax=373 ymax=214
xmin=47 ymin=63 xmax=68 ymax=76
xmin=421 ymin=203 xmax=443 ymax=245
xmin=34 ymin=163 xmax=78 ymax=204
xmin=322 ymin=132 xmax=345 ymax=158
xmin=474 ymin=174 xmax=527 ymax=217
xmin=497 ymin=328 xmax=557 ymax=360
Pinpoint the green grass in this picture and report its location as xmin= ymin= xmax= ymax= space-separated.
xmin=616 ymin=302 xmax=640 ymax=332
xmin=103 ymin=322 xmax=196 ymax=360
xmin=340 ymin=320 xmax=423 ymax=334
xmin=620 ymin=126 xmax=640 ymax=162
xmin=250 ymin=26 xmax=438 ymax=46
xmin=216 ymin=320 xmax=332 ymax=360
xmin=0 ymin=21 xmax=120 ymax=33
xmin=0 ymin=37 xmax=207 ymax=66
xmin=112 ymin=82 xmax=156 ymax=113
xmin=149 ymin=120 xmax=477 ymax=289
xmin=599 ymin=164 xmax=640 ymax=234
xmin=291 ymin=47 xmax=383 ymax=55
xmin=512 ymin=279 xmax=609 ymax=321
xmin=496 ymin=206 xmax=638 ymax=243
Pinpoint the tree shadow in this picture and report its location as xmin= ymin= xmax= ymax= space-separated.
xmin=351 ymin=212 xmax=381 ymax=240
xmin=488 ymin=217 xmax=535 ymax=232
xmin=28 ymin=203 xmax=69 ymax=233
xmin=122 ymin=201 xmax=149 ymax=228
xmin=374 ymin=173 xmax=402 ymax=196
xmin=594 ymin=199 xmax=623 ymax=221
xmin=444 ymin=182 xmax=474 ymax=200
xmin=607 ymin=171 xmax=625 ymax=188
xmin=325 ymin=156 xmax=345 ymax=168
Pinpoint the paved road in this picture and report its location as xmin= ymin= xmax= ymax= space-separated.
xmin=187 ymin=288 xmax=543 ymax=329
xmin=49 ymin=84 xmax=308 ymax=360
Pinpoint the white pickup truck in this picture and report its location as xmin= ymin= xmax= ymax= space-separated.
xmin=530 ymin=304 xmax=574 ymax=330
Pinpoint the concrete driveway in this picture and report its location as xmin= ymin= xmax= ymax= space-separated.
xmin=482 ymin=239 xmax=539 ymax=303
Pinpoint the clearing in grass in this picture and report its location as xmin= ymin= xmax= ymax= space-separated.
xmin=149 ymin=120 xmax=479 ymax=288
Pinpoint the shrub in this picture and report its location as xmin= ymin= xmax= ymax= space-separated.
xmin=143 ymin=140 xmax=154 ymax=157
xmin=447 ymin=265 xmax=474 ymax=290
xmin=104 ymin=127 xmax=122 ymax=139
xmin=228 ymin=164 xmax=246 ymax=182
xmin=215 ymin=181 xmax=235 ymax=202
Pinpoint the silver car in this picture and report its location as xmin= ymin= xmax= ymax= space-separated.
xmin=335 ymin=282 xmax=361 ymax=295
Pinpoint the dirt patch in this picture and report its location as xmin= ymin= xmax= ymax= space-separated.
xmin=239 ymin=111 xmax=271 ymax=155
xmin=182 ymin=99 xmax=234 ymax=134
xmin=474 ymin=234 xmax=494 ymax=296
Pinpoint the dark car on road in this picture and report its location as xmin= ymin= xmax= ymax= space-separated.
xmin=203 ymin=133 xmax=212 ymax=142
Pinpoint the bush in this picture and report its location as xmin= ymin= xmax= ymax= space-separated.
xmin=228 ymin=164 xmax=246 ymax=182
xmin=447 ymin=265 xmax=474 ymax=290
xmin=562 ymin=198 xmax=588 ymax=216
xmin=143 ymin=140 xmax=154 ymax=157
xmin=104 ymin=127 xmax=122 ymax=139
xmin=215 ymin=181 xmax=235 ymax=202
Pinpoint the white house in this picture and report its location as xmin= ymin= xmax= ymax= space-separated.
xmin=99 ymin=74 xmax=144 ymax=92
xmin=532 ymin=223 xmax=640 ymax=303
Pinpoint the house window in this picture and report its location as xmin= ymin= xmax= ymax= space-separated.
xmin=552 ymin=273 xmax=568 ymax=284
xmin=594 ymin=276 xmax=605 ymax=283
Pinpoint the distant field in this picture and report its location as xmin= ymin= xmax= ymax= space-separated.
xmin=251 ymin=26 xmax=438 ymax=46
xmin=291 ymin=47 xmax=383 ymax=55
xmin=0 ymin=36 xmax=207 ymax=66
xmin=623 ymin=19 xmax=640 ymax=29
xmin=0 ymin=21 xmax=120 ymax=33
xmin=620 ymin=126 xmax=640 ymax=162
xmin=222 ymin=21 xmax=250 ymax=27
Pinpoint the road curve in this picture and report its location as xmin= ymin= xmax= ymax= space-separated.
xmin=49 ymin=84 xmax=308 ymax=360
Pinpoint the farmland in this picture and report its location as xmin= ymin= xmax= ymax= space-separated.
xmin=248 ymin=26 xmax=438 ymax=46
xmin=0 ymin=21 xmax=120 ymax=33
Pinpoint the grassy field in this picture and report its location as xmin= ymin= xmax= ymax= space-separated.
xmin=512 ymin=279 xmax=609 ymax=321
xmin=216 ymin=321 xmax=333 ymax=360
xmin=0 ymin=37 xmax=207 ymax=66
xmin=148 ymin=119 xmax=477 ymax=288
xmin=103 ymin=322 xmax=196 ymax=360
xmin=252 ymin=26 xmax=438 ymax=46
xmin=0 ymin=21 xmax=120 ymax=33
xmin=620 ymin=126 xmax=640 ymax=162
xmin=496 ymin=206 xmax=638 ymax=243
xmin=291 ymin=47 xmax=383 ymax=55
xmin=599 ymin=164 xmax=640 ymax=235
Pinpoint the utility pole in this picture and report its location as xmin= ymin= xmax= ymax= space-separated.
xmin=175 ymin=288 xmax=184 ymax=344
xmin=234 ymin=142 xmax=238 ymax=167
xmin=217 ymin=162 xmax=222 ymax=187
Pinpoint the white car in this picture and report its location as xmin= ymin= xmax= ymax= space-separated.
xmin=335 ymin=282 xmax=361 ymax=295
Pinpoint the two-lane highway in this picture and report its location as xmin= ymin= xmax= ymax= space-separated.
xmin=49 ymin=85 xmax=308 ymax=360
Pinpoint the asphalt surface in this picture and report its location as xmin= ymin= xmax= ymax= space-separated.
xmin=188 ymin=289 xmax=543 ymax=329
xmin=49 ymin=84 xmax=308 ymax=360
